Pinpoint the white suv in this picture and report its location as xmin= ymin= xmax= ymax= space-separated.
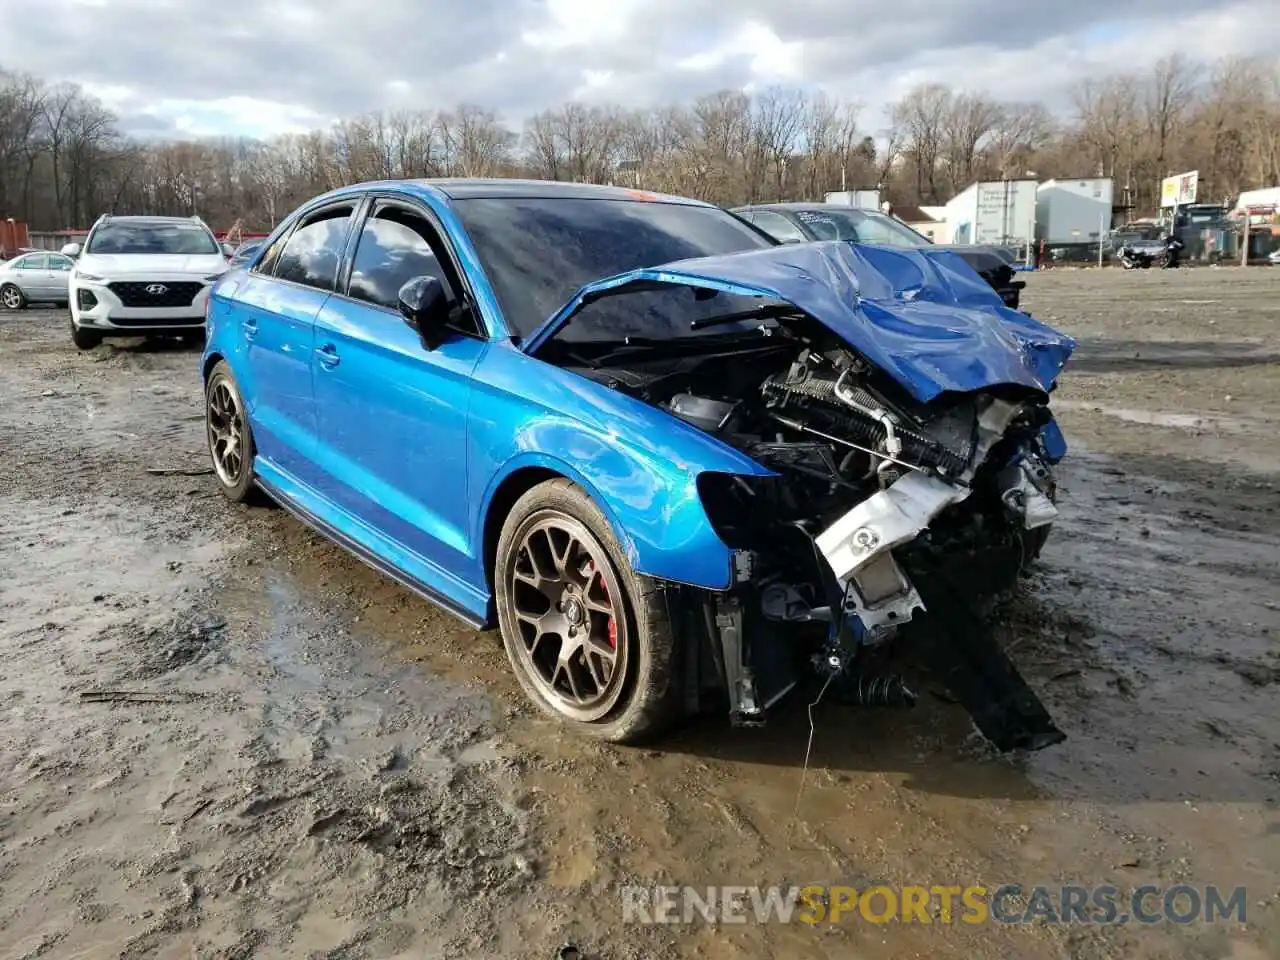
xmin=65 ymin=215 xmax=231 ymax=350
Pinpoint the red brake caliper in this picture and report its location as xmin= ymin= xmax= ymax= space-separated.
xmin=584 ymin=561 xmax=617 ymax=649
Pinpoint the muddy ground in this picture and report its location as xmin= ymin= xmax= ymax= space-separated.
xmin=1 ymin=266 xmax=1277 ymax=960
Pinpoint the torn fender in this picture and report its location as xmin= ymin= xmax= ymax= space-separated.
xmin=520 ymin=240 xmax=1076 ymax=404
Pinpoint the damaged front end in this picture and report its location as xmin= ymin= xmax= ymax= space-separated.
xmin=527 ymin=241 xmax=1076 ymax=752
xmin=694 ymin=376 xmax=1067 ymax=752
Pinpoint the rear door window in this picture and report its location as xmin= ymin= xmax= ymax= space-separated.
xmin=271 ymin=204 xmax=357 ymax=292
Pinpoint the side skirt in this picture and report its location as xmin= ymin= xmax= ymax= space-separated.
xmin=254 ymin=472 xmax=489 ymax=631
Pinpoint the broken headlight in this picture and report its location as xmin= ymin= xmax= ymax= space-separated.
xmin=695 ymin=472 xmax=785 ymax=550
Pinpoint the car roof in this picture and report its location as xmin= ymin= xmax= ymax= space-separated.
xmin=735 ymin=203 xmax=868 ymax=213
xmin=98 ymin=216 xmax=211 ymax=226
xmin=315 ymin=178 xmax=714 ymax=208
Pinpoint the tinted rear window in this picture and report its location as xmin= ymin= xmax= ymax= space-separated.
xmin=453 ymin=197 xmax=775 ymax=341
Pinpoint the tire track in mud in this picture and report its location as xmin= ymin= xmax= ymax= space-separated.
xmin=1 ymin=313 xmax=540 ymax=959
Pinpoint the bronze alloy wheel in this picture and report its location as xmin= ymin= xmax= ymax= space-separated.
xmin=207 ymin=377 xmax=247 ymax=488
xmin=501 ymin=510 xmax=630 ymax=723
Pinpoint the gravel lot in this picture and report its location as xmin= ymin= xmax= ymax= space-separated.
xmin=1 ymin=267 xmax=1277 ymax=960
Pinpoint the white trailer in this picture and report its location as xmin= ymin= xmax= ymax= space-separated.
xmin=1234 ymin=186 xmax=1280 ymax=222
xmin=943 ymin=179 xmax=1038 ymax=248
xmin=1035 ymin=178 xmax=1114 ymax=245
xmin=824 ymin=189 xmax=881 ymax=210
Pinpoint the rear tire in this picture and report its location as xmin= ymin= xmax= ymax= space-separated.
xmin=205 ymin=360 xmax=258 ymax=503
xmin=494 ymin=478 xmax=683 ymax=744
xmin=1 ymin=284 xmax=26 ymax=311
xmin=70 ymin=319 xmax=102 ymax=350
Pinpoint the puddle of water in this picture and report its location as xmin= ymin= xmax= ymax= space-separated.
xmin=1053 ymin=400 xmax=1253 ymax=433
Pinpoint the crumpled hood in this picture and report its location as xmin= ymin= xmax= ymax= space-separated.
xmin=522 ymin=240 xmax=1075 ymax=403
xmin=75 ymin=253 xmax=228 ymax=277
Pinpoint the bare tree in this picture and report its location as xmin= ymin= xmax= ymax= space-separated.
xmin=1144 ymin=53 xmax=1201 ymax=175
xmin=987 ymin=102 xmax=1054 ymax=179
xmin=3 ymin=56 xmax=1280 ymax=232
xmin=439 ymin=105 xmax=513 ymax=177
xmin=1072 ymin=74 xmax=1140 ymax=178
xmin=891 ymin=83 xmax=952 ymax=202
xmin=941 ymin=92 xmax=1002 ymax=193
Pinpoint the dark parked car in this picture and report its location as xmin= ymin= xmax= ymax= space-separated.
xmin=733 ymin=203 xmax=1028 ymax=310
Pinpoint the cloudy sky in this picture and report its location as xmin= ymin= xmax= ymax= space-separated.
xmin=8 ymin=0 xmax=1279 ymax=139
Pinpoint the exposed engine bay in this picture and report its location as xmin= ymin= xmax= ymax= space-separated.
xmin=566 ymin=321 xmax=1068 ymax=752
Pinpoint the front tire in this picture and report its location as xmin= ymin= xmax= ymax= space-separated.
xmin=494 ymin=478 xmax=682 ymax=744
xmin=205 ymin=360 xmax=257 ymax=503
xmin=70 ymin=319 xmax=102 ymax=350
xmin=1 ymin=284 xmax=27 ymax=310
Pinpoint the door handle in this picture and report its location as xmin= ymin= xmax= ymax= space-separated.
xmin=242 ymin=318 xmax=258 ymax=340
xmin=315 ymin=343 xmax=340 ymax=368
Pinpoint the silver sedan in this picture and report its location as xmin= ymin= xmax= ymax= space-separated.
xmin=0 ymin=251 xmax=75 ymax=309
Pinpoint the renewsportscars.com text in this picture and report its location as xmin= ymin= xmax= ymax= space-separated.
xmin=620 ymin=884 xmax=1248 ymax=926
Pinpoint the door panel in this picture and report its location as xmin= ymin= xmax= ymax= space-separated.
xmin=310 ymin=199 xmax=484 ymax=577
xmin=11 ymin=254 xmax=46 ymax=297
xmin=312 ymin=300 xmax=483 ymax=573
xmin=46 ymin=254 xmax=73 ymax=300
xmin=237 ymin=201 xmax=359 ymax=483
xmin=25 ymin=254 xmax=55 ymax=297
xmin=234 ymin=274 xmax=328 ymax=480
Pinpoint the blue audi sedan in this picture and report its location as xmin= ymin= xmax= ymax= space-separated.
xmin=203 ymin=179 xmax=1075 ymax=751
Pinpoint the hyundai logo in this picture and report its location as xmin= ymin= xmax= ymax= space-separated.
xmin=145 ymin=283 xmax=168 ymax=295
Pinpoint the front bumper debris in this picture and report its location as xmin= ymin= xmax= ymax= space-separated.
xmin=703 ymin=453 xmax=1065 ymax=753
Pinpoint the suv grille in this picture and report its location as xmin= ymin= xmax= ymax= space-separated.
xmin=108 ymin=281 xmax=204 ymax=308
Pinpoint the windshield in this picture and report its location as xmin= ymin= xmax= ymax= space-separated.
xmin=85 ymin=221 xmax=220 ymax=255
xmin=793 ymin=208 xmax=932 ymax=248
xmin=453 ymin=196 xmax=776 ymax=342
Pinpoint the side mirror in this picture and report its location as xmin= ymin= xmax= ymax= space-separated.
xmin=397 ymin=275 xmax=451 ymax=350
xmin=221 ymin=242 xmax=236 ymax=258
xmin=61 ymin=242 xmax=81 ymax=258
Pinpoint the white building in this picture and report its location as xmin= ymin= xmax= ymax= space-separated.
xmin=1234 ymin=186 xmax=1280 ymax=222
xmin=1035 ymin=178 xmax=1115 ymax=245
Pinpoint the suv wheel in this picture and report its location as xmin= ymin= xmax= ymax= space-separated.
xmin=70 ymin=318 xmax=102 ymax=350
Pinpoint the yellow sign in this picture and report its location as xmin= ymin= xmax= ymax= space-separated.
xmin=1161 ymin=171 xmax=1198 ymax=207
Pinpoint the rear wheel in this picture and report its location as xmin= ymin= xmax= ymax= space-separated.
xmin=70 ymin=318 xmax=102 ymax=350
xmin=1 ymin=284 xmax=26 ymax=310
xmin=494 ymin=479 xmax=682 ymax=743
xmin=205 ymin=360 xmax=258 ymax=503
